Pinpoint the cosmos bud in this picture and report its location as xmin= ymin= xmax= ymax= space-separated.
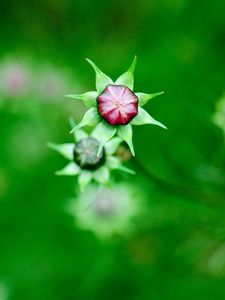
xmin=67 ymin=57 xmax=166 ymax=156
xmin=97 ymin=85 xmax=138 ymax=125
xmin=73 ymin=137 xmax=105 ymax=170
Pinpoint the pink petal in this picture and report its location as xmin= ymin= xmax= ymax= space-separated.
xmin=97 ymin=85 xmax=138 ymax=125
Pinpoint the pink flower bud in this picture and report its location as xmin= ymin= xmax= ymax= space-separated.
xmin=97 ymin=85 xmax=138 ymax=125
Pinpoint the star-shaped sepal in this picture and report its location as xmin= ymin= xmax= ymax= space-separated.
xmin=48 ymin=120 xmax=134 ymax=191
xmin=66 ymin=57 xmax=167 ymax=156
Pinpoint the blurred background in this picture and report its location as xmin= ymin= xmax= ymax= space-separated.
xmin=0 ymin=0 xmax=225 ymax=299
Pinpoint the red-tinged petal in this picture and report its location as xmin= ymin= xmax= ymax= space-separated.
xmin=97 ymin=85 xmax=138 ymax=126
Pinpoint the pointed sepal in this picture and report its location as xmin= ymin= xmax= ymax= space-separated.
xmin=116 ymin=164 xmax=135 ymax=175
xmin=107 ymin=157 xmax=135 ymax=175
xmin=93 ymin=166 xmax=110 ymax=184
xmin=117 ymin=124 xmax=135 ymax=156
xmin=94 ymin=121 xmax=117 ymax=156
xmin=68 ymin=117 xmax=88 ymax=141
xmin=115 ymin=56 xmax=137 ymax=90
xmin=78 ymin=171 xmax=92 ymax=192
xmin=70 ymin=108 xmax=99 ymax=133
xmin=55 ymin=162 xmax=81 ymax=176
xmin=66 ymin=91 xmax=98 ymax=108
xmin=47 ymin=142 xmax=74 ymax=160
xmin=131 ymin=107 xmax=167 ymax=129
xmin=136 ymin=91 xmax=164 ymax=107
xmin=104 ymin=137 xmax=122 ymax=155
xmin=86 ymin=58 xmax=114 ymax=93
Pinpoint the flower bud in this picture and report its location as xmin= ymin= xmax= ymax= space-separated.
xmin=73 ymin=137 xmax=105 ymax=169
xmin=97 ymin=85 xmax=138 ymax=125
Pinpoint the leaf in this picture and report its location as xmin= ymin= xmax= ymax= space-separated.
xmin=136 ymin=91 xmax=164 ymax=107
xmin=104 ymin=137 xmax=122 ymax=155
xmin=131 ymin=107 xmax=167 ymax=129
xmin=117 ymin=124 xmax=135 ymax=156
xmin=66 ymin=91 xmax=98 ymax=108
xmin=86 ymin=58 xmax=114 ymax=93
xmin=115 ymin=56 xmax=137 ymax=90
xmin=70 ymin=108 xmax=99 ymax=133
xmin=95 ymin=121 xmax=117 ymax=156
xmin=47 ymin=143 xmax=74 ymax=160
xmin=106 ymin=157 xmax=135 ymax=175
xmin=93 ymin=166 xmax=110 ymax=184
xmin=78 ymin=171 xmax=92 ymax=191
xmin=55 ymin=162 xmax=81 ymax=176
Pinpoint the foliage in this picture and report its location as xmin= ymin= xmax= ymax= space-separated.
xmin=0 ymin=0 xmax=225 ymax=299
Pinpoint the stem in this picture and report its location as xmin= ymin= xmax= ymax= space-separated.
xmin=133 ymin=158 xmax=225 ymax=208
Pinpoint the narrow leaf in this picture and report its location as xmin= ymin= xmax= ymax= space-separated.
xmin=131 ymin=107 xmax=167 ymax=129
xmin=93 ymin=166 xmax=110 ymax=184
xmin=136 ymin=91 xmax=164 ymax=107
xmin=95 ymin=121 xmax=117 ymax=156
xmin=66 ymin=91 xmax=98 ymax=108
xmin=78 ymin=171 xmax=92 ymax=191
xmin=70 ymin=108 xmax=99 ymax=133
xmin=55 ymin=162 xmax=81 ymax=176
xmin=115 ymin=56 xmax=137 ymax=90
xmin=117 ymin=124 xmax=135 ymax=156
xmin=86 ymin=58 xmax=114 ymax=93
xmin=47 ymin=143 xmax=74 ymax=160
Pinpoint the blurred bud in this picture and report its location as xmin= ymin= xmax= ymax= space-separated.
xmin=74 ymin=137 xmax=105 ymax=170
xmin=67 ymin=183 xmax=143 ymax=238
xmin=48 ymin=126 xmax=134 ymax=191
xmin=0 ymin=59 xmax=32 ymax=98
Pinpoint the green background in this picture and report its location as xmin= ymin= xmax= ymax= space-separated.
xmin=0 ymin=0 xmax=225 ymax=299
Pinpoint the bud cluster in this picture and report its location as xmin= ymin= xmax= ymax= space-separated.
xmin=49 ymin=57 xmax=166 ymax=191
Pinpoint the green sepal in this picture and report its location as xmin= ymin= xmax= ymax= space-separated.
xmin=66 ymin=91 xmax=98 ymax=108
xmin=78 ymin=171 xmax=92 ymax=192
xmin=131 ymin=107 xmax=167 ymax=129
xmin=47 ymin=142 xmax=74 ymax=160
xmin=117 ymin=124 xmax=135 ymax=156
xmin=86 ymin=58 xmax=114 ymax=93
xmin=106 ymin=157 xmax=135 ymax=175
xmin=116 ymin=164 xmax=135 ymax=175
xmin=70 ymin=108 xmax=99 ymax=133
xmin=104 ymin=137 xmax=122 ymax=155
xmin=94 ymin=121 xmax=117 ymax=156
xmin=73 ymin=128 xmax=88 ymax=142
xmin=68 ymin=117 xmax=88 ymax=141
xmin=136 ymin=91 xmax=164 ymax=107
xmin=93 ymin=166 xmax=110 ymax=184
xmin=55 ymin=162 xmax=81 ymax=176
xmin=115 ymin=56 xmax=137 ymax=90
